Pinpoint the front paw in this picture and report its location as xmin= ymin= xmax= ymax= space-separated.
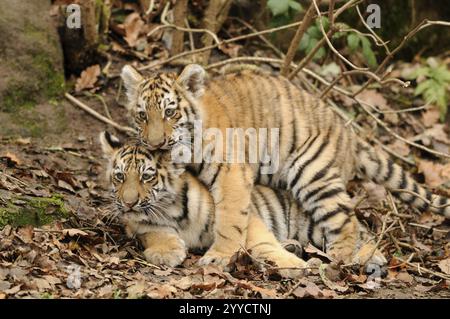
xmin=268 ymin=251 xmax=309 ymax=278
xmin=197 ymin=248 xmax=233 ymax=267
xmin=143 ymin=239 xmax=187 ymax=267
xmin=352 ymin=243 xmax=388 ymax=277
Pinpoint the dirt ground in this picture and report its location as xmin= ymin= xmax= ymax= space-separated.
xmin=0 ymin=89 xmax=449 ymax=299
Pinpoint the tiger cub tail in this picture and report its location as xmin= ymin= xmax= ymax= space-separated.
xmin=356 ymin=140 xmax=450 ymax=218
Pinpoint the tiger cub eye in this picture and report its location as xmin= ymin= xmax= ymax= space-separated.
xmin=138 ymin=111 xmax=147 ymax=121
xmin=164 ymin=108 xmax=175 ymax=118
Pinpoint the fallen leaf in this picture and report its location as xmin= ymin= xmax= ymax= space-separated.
xmin=127 ymin=281 xmax=145 ymax=298
xmin=75 ymin=65 xmax=101 ymax=92
xmin=362 ymin=181 xmax=388 ymax=205
xmin=319 ymin=264 xmax=348 ymax=292
xmin=15 ymin=137 xmax=31 ymax=145
xmin=357 ymin=90 xmax=398 ymax=124
xmin=62 ymin=228 xmax=89 ymax=237
xmin=122 ymin=13 xmax=144 ymax=47
xmin=422 ymin=107 xmax=441 ymax=127
xmin=1 ymin=152 xmax=22 ymax=166
xmin=417 ymin=160 xmax=450 ymax=187
xmin=396 ymin=271 xmax=414 ymax=284
xmin=438 ymin=258 xmax=450 ymax=275
xmin=58 ymin=180 xmax=76 ymax=193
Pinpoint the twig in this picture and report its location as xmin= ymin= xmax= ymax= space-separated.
xmin=408 ymin=223 xmax=449 ymax=233
xmin=185 ymin=18 xmax=195 ymax=52
xmin=288 ymin=28 xmax=337 ymax=81
xmin=353 ymin=19 xmax=450 ymax=96
xmin=395 ymin=257 xmax=450 ymax=281
xmin=356 ymin=5 xmax=390 ymax=54
xmin=84 ymin=92 xmax=112 ymax=120
xmin=281 ymin=1 xmax=319 ymax=76
xmin=147 ymin=2 xmax=220 ymax=46
xmin=320 ymin=70 xmax=409 ymax=99
xmin=391 ymin=189 xmax=450 ymax=209
xmin=312 ymin=0 xmax=368 ymax=71
xmin=232 ymin=17 xmax=285 ymax=58
xmin=65 ymin=93 xmax=136 ymax=134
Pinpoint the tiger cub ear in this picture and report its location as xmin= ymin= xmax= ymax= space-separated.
xmin=99 ymin=131 xmax=123 ymax=157
xmin=121 ymin=65 xmax=144 ymax=107
xmin=177 ymin=64 xmax=206 ymax=98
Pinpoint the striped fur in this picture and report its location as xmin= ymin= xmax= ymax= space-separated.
xmin=121 ymin=64 xmax=450 ymax=265
xmin=100 ymin=133 xmax=387 ymax=274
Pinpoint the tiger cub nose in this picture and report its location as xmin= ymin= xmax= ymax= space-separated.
xmin=124 ymin=199 xmax=138 ymax=209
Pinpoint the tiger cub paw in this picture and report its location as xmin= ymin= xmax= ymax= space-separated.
xmin=352 ymin=243 xmax=388 ymax=277
xmin=197 ymin=248 xmax=233 ymax=268
xmin=281 ymin=239 xmax=304 ymax=258
xmin=143 ymin=238 xmax=187 ymax=267
xmin=269 ymin=251 xmax=309 ymax=278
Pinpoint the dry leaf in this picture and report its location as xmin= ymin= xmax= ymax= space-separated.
xmin=417 ymin=160 xmax=450 ymax=187
xmin=396 ymin=271 xmax=414 ymax=284
xmin=357 ymin=90 xmax=398 ymax=124
xmin=62 ymin=228 xmax=89 ymax=237
xmin=438 ymin=258 xmax=450 ymax=275
xmin=1 ymin=152 xmax=22 ymax=166
xmin=58 ymin=180 xmax=76 ymax=193
xmin=422 ymin=107 xmax=441 ymax=127
xmin=127 ymin=281 xmax=145 ymax=298
xmin=75 ymin=65 xmax=101 ymax=92
xmin=122 ymin=13 xmax=144 ymax=47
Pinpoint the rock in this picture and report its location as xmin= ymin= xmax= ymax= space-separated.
xmin=0 ymin=0 xmax=65 ymax=137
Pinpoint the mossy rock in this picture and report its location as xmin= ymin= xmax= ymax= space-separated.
xmin=0 ymin=0 xmax=65 ymax=137
xmin=0 ymin=195 xmax=69 ymax=229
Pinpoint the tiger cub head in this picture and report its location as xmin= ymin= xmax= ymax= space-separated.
xmin=99 ymin=131 xmax=185 ymax=219
xmin=121 ymin=64 xmax=206 ymax=150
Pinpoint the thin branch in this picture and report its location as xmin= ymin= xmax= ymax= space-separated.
xmin=312 ymin=0 xmax=368 ymax=71
xmin=281 ymin=1 xmax=319 ymax=76
xmin=353 ymin=19 xmax=450 ymax=96
xmin=147 ymin=2 xmax=220 ymax=46
xmin=356 ymin=5 xmax=390 ymax=54
xmin=65 ymin=93 xmax=136 ymax=134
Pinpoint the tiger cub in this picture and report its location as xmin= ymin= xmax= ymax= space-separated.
xmin=120 ymin=64 xmax=450 ymax=267
xmin=100 ymin=132 xmax=386 ymax=277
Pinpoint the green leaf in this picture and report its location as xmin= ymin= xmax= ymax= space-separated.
xmin=268 ymin=0 xmax=290 ymax=16
xmin=298 ymin=33 xmax=310 ymax=51
xmin=347 ymin=33 xmax=360 ymax=52
xmin=361 ymin=37 xmax=377 ymax=68
xmin=313 ymin=47 xmax=326 ymax=60
xmin=288 ymin=0 xmax=303 ymax=12
xmin=308 ymin=25 xmax=322 ymax=39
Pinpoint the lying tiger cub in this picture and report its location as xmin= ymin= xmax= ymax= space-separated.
xmin=100 ymin=131 xmax=386 ymax=277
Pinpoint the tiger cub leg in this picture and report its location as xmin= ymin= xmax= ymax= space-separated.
xmin=247 ymin=213 xmax=308 ymax=278
xmin=138 ymin=227 xmax=187 ymax=267
xmin=352 ymin=219 xmax=388 ymax=275
xmin=198 ymin=163 xmax=253 ymax=267
xmin=294 ymin=175 xmax=359 ymax=263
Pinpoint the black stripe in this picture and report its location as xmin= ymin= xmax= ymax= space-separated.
xmin=314 ymin=208 xmax=341 ymax=224
xmin=217 ymin=231 xmax=230 ymax=240
xmin=384 ymin=160 xmax=395 ymax=182
xmin=398 ymin=170 xmax=408 ymax=189
xmin=328 ymin=217 xmax=351 ymax=235
xmin=255 ymin=188 xmax=279 ymax=236
xmin=233 ymin=225 xmax=243 ymax=234
xmin=315 ymin=188 xmax=345 ymax=204
xmin=208 ymin=164 xmax=222 ymax=187
xmin=418 ymin=190 xmax=432 ymax=212
xmin=302 ymin=183 xmax=330 ymax=204
xmin=176 ymin=181 xmax=189 ymax=222
xmin=289 ymin=135 xmax=330 ymax=189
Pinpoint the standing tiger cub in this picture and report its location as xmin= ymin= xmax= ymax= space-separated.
xmin=120 ymin=64 xmax=450 ymax=266
xmin=99 ymin=132 xmax=387 ymax=277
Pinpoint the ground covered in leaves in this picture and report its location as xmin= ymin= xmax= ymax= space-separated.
xmin=0 ymin=94 xmax=449 ymax=299
xmin=1 ymin=0 xmax=450 ymax=299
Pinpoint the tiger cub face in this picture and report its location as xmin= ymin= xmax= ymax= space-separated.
xmin=99 ymin=131 xmax=184 ymax=221
xmin=121 ymin=64 xmax=206 ymax=150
